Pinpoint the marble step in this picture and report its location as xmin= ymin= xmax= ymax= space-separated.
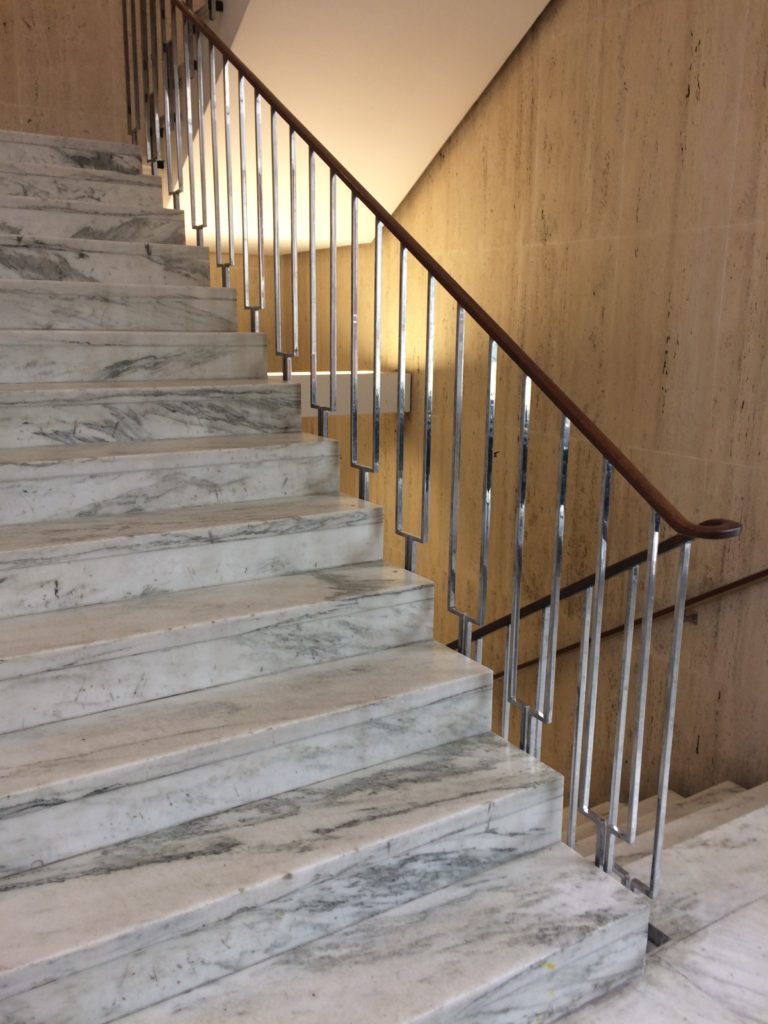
xmin=574 ymin=781 xmax=744 ymax=857
xmin=0 ymin=279 xmax=235 ymax=332
xmin=0 ymin=129 xmax=142 ymax=175
xmin=0 ymin=562 xmax=431 ymax=732
xmin=0 ymin=639 xmax=478 ymax=873
xmin=0 ymin=733 xmax=561 ymax=1024
xmin=0 ymin=329 xmax=265 ymax=383
xmin=0 ymin=432 xmax=338 ymax=525
xmin=0 ymin=493 xmax=382 ymax=616
xmin=0 ymin=160 xmax=163 ymax=210
xmin=0 ymin=379 xmax=300 ymax=447
xmin=0 ymin=195 xmax=184 ymax=243
xmin=0 ymin=234 xmax=210 ymax=286
xmin=615 ymin=779 xmax=768 ymax=868
xmin=119 ymin=844 xmax=649 ymax=1024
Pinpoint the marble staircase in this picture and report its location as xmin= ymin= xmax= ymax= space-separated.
xmin=0 ymin=129 xmax=649 ymax=1023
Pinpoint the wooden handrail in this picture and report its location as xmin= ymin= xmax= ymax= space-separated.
xmin=172 ymin=0 xmax=740 ymax=542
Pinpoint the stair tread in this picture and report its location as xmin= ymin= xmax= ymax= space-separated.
xmin=0 ymin=378 xmax=290 ymax=396
xmin=0 ymin=561 xmax=422 ymax=665
xmin=0 ymin=732 xmax=556 ymax=983
xmin=0 ymin=232 xmax=202 ymax=256
xmin=0 ymin=429 xmax=329 ymax=467
xmin=0 ymin=194 xmax=179 ymax=217
xmin=0 ymin=638 xmax=470 ymax=806
xmin=0 ymin=160 xmax=161 ymax=187
xmin=0 ymin=277 xmax=230 ymax=299
xmin=0 ymin=493 xmax=374 ymax=558
xmin=118 ymin=843 xmax=648 ymax=1024
xmin=0 ymin=129 xmax=141 ymax=158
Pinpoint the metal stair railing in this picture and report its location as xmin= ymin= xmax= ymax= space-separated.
xmin=121 ymin=0 xmax=741 ymax=899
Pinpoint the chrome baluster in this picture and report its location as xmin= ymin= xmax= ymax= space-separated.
xmin=626 ymin=510 xmax=661 ymax=841
xmin=311 ymin=169 xmax=337 ymax=428
xmin=138 ymin=0 xmax=153 ymax=167
xmin=121 ymin=0 xmax=136 ymax=143
xmin=349 ymin=195 xmax=360 ymax=486
xmin=169 ymin=2 xmax=184 ymax=197
xmin=396 ymin=246 xmax=410 ymax=568
xmin=159 ymin=0 xmax=178 ymax=207
xmin=543 ymin=415 xmax=571 ymax=724
xmin=182 ymin=15 xmax=198 ymax=235
xmin=309 ymin=150 xmax=318 ymax=417
xmin=567 ymin=586 xmax=594 ymax=847
xmin=209 ymin=44 xmax=223 ymax=277
xmin=603 ymin=565 xmax=639 ymax=873
xmin=147 ymin=0 xmax=162 ymax=170
xmin=502 ymin=374 xmax=532 ymax=740
xmin=579 ymin=459 xmax=613 ymax=813
xmin=477 ymin=339 xmax=498 ymax=628
xmin=447 ymin=306 xmax=466 ymax=651
xmin=128 ymin=0 xmax=142 ymax=145
xmin=350 ymin=219 xmax=382 ymax=502
xmin=254 ymin=94 xmax=266 ymax=324
xmin=530 ymin=605 xmax=550 ymax=757
xmin=221 ymin=59 xmax=235 ymax=285
xmin=326 ymin=171 xmax=338 ymax=419
xmin=289 ymin=129 xmax=299 ymax=359
xmin=646 ymin=540 xmax=692 ymax=898
xmin=238 ymin=74 xmax=254 ymax=321
xmin=271 ymin=109 xmax=285 ymax=376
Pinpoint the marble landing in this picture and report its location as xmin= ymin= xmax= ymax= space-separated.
xmin=0 ymin=279 xmax=236 ymax=332
xmin=0 ymin=195 xmax=184 ymax=243
xmin=0 ymin=160 xmax=164 ymax=210
xmin=0 ymin=641 xmax=484 ymax=872
xmin=120 ymin=844 xmax=649 ymax=1024
xmin=0 ymin=432 xmax=337 ymax=524
xmin=0 ymin=130 xmax=142 ymax=175
xmin=0 ymin=494 xmax=381 ymax=615
xmin=0 ymin=329 xmax=265 ymax=383
xmin=0 ymin=379 xmax=301 ymax=447
xmin=0 ymin=734 xmax=562 ymax=1024
xmin=0 ymin=561 xmax=430 ymax=731
xmin=0 ymin=234 xmax=211 ymax=286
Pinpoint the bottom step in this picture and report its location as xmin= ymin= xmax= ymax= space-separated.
xmin=122 ymin=845 xmax=649 ymax=1024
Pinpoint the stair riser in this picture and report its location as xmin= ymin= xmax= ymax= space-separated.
xmin=0 ymin=673 xmax=478 ymax=875
xmin=0 ymin=584 xmax=429 ymax=731
xmin=0 ymin=238 xmax=211 ymax=287
xmin=1 ymin=790 xmax=561 ymax=1024
xmin=0 ymin=204 xmax=184 ymax=243
xmin=0 ymin=332 xmax=264 ymax=383
xmin=0 ymin=169 xmax=163 ymax=210
xmin=0 ymin=386 xmax=301 ymax=447
xmin=0 ymin=513 xmax=382 ymax=616
xmin=0 ymin=442 xmax=337 ymax=526
xmin=0 ymin=138 xmax=141 ymax=175
xmin=0 ymin=286 xmax=235 ymax=332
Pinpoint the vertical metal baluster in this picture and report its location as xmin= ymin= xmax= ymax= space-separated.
xmin=543 ymin=415 xmax=571 ymax=724
xmin=396 ymin=245 xmax=409 ymax=566
xmin=238 ymin=74 xmax=251 ymax=316
xmin=448 ymin=306 xmax=466 ymax=649
xmin=648 ymin=541 xmax=692 ymax=898
xmin=128 ymin=0 xmax=142 ymax=145
xmin=350 ymin=195 xmax=360 ymax=488
xmin=308 ymin=150 xmax=318 ymax=413
xmin=503 ymin=375 xmax=532 ymax=737
xmin=626 ymin=510 xmax=661 ymax=841
xmin=121 ymin=0 xmax=135 ymax=142
xmin=579 ymin=459 xmax=613 ymax=813
xmin=531 ymin=606 xmax=550 ymax=758
xmin=567 ymin=586 xmax=594 ymax=846
xmin=271 ymin=109 xmax=284 ymax=375
xmin=351 ymin=218 xmax=382 ymax=501
xmin=183 ymin=17 xmax=198 ymax=235
xmin=604 ymin=565 xmax=639 ymax=873
xmin=222 ymin=60 xmax=235 ymax=285
xmin=254 ymin=95 xmax=265 ymax=321
xmin=147 ymin=0 xmax=162 ymax=169
xmin=290 ymin=130 xmax=299 ymax=357
xmin=195 ymin=28 xmax=208 ymax=246
xmin=420 ymin=275 xmax=435 ymax=550
xmin=170 ymin=4 xmax=184 ymax=195
xmin=159 ymin=0 xmax=177 ymax=205
xmin=477 ymin=339 xmax=498 ymax=627
xmin=138 ymin=0 xmax=153 ymax=166
xmin=326 ymin=171 xmax=338 ymax=421
xmin=209 ymin=44 xmax=223 ymax=273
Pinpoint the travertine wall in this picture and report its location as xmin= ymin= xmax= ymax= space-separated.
xmin=0 ymin=0 xmax=128 ymax=143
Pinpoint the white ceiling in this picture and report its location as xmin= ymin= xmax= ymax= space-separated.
xmin=206 ymin=0 xmax=549 ymax=248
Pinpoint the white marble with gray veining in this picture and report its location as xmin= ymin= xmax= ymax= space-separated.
xmin=0 ymin=234 xmax=211 ymax=286
xmin=0 ymin=494 xmax=381 ymax=615
xmin=0 ymin=161 xmax=164 ymax=210
xmin=117 ymin=844 xmax=648 ymax=1024
xmin=0 ymin=734 xmax=562 ymax=1024
xmin=0 ymin=329 xmax=264 ymax=382
xmin=0 ymin=130 xmax=142 ymax=175
xmin=0 ymin=640 xmax=482 ymax=873
xmin=0 ymin=279 xmax=236 ymax=331
xmin=0 ymin=562 xmax=429 ymax=731
xmin=0 ymin=195 xmax=184 ymax=243
xmin=0 ymin=379 xmax=300 ymax=447
xmin=0 ymin=432 xmax=337 ymax=524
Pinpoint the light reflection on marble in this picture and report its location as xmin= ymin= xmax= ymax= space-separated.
xmin=0 ymin=330 xmax=264 ymax=383
xmin=118 ymin=846 xmax=648 ymax=1024
xmin=0 ymin=380 xmax=300 ymax=447
xmin=0 ymin=195 xmax=184 ymax=243
xmin=0 ymin=735 xmax=561 ymax=1024
xmin=0 ymin=494 xmax=381 ymax=615
xmin=0 ymin=641 xmax=481 ymax=874
xmin=0 ymin=235 xmax=211 ymax=286
xmin=0 ymin=279 xmax=235 ymax=332
xmin=0 ymin=432 xmax=338 ymax=525
xmin=0 ymin=163 xmax=163 ymax=210
xmin=0 ymin=130 xmax=142 ymax=175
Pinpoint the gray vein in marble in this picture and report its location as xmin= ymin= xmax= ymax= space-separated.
xmin=0 ymin=131 xmax=142 ymax=174
xmin=0 ymin=162 xmax=163 ymax=210
xmin=0 ymin=196 xmax=183 ymax=243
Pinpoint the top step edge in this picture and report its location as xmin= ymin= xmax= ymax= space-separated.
xmin=0 ymin=160 xmax=161 ymax=186
xmin=0 ymin=130 xmax=141 ymax=158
